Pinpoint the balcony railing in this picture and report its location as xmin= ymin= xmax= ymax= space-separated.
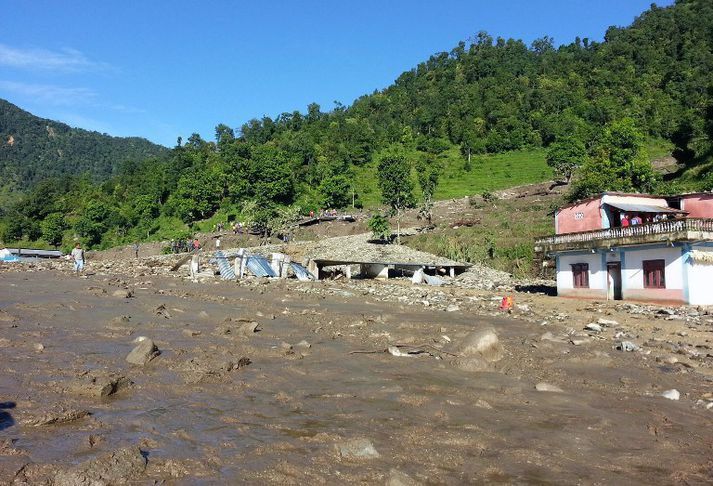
xmin=535 ymin=218 xmax=713 ymax=250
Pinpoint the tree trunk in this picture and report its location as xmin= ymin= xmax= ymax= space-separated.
xmin=397 ymin=207 xmax=401 ymax=245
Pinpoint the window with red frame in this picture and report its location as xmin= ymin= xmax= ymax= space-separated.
xmin=571 ymin=263 xmax=589 ymax=288
xmin=643 ymin=259 xmax=666 ymax=289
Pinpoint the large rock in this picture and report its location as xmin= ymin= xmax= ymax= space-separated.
xmin=451 ymin=329 xmax=504 ymax=372
xmin=125 ymin=338 xmax=160 ymax=366
xmin=54 ymin=445 xmax=146 ymax=485
xmin=70 ymin=373 xmax=132 ymax=397
xmin=335 ymin=438 xmax=380 ymax=459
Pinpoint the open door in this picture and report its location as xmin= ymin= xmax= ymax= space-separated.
xmin=607 ymin=262 xmax=622 ymax=300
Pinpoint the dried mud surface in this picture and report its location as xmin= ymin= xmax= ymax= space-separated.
xmin=1 ymin=268 xmax=712 ymax=484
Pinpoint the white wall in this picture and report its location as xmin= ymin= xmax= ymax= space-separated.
xmin=557 ymin=253 xmax=605 ymax=290
xmin=623 ymin=247 xmax=683 ymax=290
xmin=687 ymin=245 xmax=713 ymax=305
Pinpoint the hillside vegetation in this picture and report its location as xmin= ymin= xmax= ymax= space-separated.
xmin=0 ymin=99 xmax=167 ymax=194
xmin=1 ymin=0 xmax=712 ymax=253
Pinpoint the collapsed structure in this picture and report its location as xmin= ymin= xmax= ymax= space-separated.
xmin=535 ymin=192 xmax=713 ymax=305
xmin=186 ymin=232 xmax=469 ymax=284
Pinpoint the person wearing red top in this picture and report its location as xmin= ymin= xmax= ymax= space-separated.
xmin=621 ymin=215 xmax=630 ymax=227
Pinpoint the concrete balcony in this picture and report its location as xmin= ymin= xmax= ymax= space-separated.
xmin=534 ymin=218 xmax=713 ymax=254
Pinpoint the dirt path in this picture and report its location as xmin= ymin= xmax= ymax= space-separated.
xmin=1 ymin=268 xmax=712 ymax=484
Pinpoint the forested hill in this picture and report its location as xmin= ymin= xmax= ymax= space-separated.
xmin=1 ymin=0 xmax=713 ymax=251
xmin=239 ymin=0 xmax=711 ymax=165
xmin=0 ymin=98 xmax=167 ymax=192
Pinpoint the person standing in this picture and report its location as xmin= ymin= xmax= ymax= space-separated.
xmin=71 ymin=242 xmax=85 ymax=275
xmin=215 ymin=237 xmax=221 ymax=250
xmin=133 ymin=242 xmax=139 ymax=259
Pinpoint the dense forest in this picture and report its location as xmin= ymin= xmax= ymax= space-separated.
xmin=0 ymin=99 xmax=167 ymax=194
xmin=1 ymin=0 xmax=712 ymax=251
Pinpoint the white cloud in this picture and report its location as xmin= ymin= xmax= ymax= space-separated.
xmin=0 ymin=80 xmax=97 ymax=105
xmin=0 ymin=80 xmax=147 ymax=116
xmin=0 ymin=44 xmax=111 ymax=73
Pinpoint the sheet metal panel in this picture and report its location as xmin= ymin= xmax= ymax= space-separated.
xmin=605 ymin=202 xmax=685 ymax=213
xmin=290 ymin=262 xmax=315 ymax=281
xmin=214 ymin=250 xmax=236 ymax=280
xmin=246 ymin=255 xmax=277 ymax=277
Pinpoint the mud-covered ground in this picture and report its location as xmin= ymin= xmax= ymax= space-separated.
xmin=1 ymin=267 xmax=712 ymax=484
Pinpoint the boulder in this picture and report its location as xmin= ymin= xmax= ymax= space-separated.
xmin=126 ymin=338 xmax=160 ymax=366
xmin=335 ymin=438 xmax=380 ymax=459
xmin=451 ymin=328 xmax=504 ymax=372
xmin=457 ymin=329 xmax=504 ymax=362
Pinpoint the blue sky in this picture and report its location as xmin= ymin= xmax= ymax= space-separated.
xmin=0 ymin=0 xmax=673 ymax=147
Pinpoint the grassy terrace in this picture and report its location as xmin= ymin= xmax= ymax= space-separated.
xmin=353 ymin=147 xmax=552 ymax=208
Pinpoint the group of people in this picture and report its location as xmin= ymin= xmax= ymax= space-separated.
xmin=308 ymin=209 xmax=339 ymax=218
xmin=620 ymin=213 xmax=669 ymax=227
xmin=213 ymin=221 xmax=245 ymax=235
xmin=169 ymin=238 xmax=202 ymax=254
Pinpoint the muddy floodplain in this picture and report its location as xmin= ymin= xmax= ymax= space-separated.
xmin=1 ymin=270 xmax=712 ymax=484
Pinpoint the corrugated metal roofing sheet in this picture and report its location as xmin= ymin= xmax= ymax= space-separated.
xmin=246 ymin=255 xmax=276 ymax=277
xmin=214 ymin=250 xmax=236 ymax=280
xmin=605 ymin=202 xmax=686 ymax=213
xmin=290 ymin=262 xmax=315 ymax=281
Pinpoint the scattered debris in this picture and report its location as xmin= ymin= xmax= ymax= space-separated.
xmin=616 ymin=341 xmax=640 ymax=352
xmin=154 ymin=304 xmax=172 ymax=319
xmin=585 ymin=323 xmax=603 ymax=333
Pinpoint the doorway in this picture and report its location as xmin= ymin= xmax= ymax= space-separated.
xmin=607 ymin=262 xmax=622 ymax=300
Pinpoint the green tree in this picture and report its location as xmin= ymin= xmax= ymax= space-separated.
xmin=41 ymin=213 xmax=66 ymax=247
xmin=169 ymin=168 xmax=222 ymax=223
xmin=568 ymin=118 xmax=660 ymax=201
xmin=247 ymin=145 xmax=295 ymax=205
xmin=546 ymin=137 xmax=588 ymax=184
xmin=376 ymin=146 xmax=415 ymax=243
xmin=75 ymin=200 xmax=113 ymax=246
xmin=319 ymin=174 xmax=354 ymax=209
xmin=416 ymin=156 xmax=442 ymax=225
xmin=367 ymin=214 xmax=391 ymax=242
xmin=1 ymin=218 xmax=23 ymax=243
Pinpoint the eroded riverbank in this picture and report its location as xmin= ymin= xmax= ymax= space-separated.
xmin=1 ymin=269 xmax=712 ymax=484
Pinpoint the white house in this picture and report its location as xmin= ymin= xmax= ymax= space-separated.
xmin=535 ymin=192 xmax=713 ymax=305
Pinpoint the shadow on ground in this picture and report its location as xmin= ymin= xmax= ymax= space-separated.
xmin=0 ymin=401 xmax=16 ymax=431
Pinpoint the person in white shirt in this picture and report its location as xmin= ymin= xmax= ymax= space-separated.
xmin=71 ymin=243 xmax=85 ymax=274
